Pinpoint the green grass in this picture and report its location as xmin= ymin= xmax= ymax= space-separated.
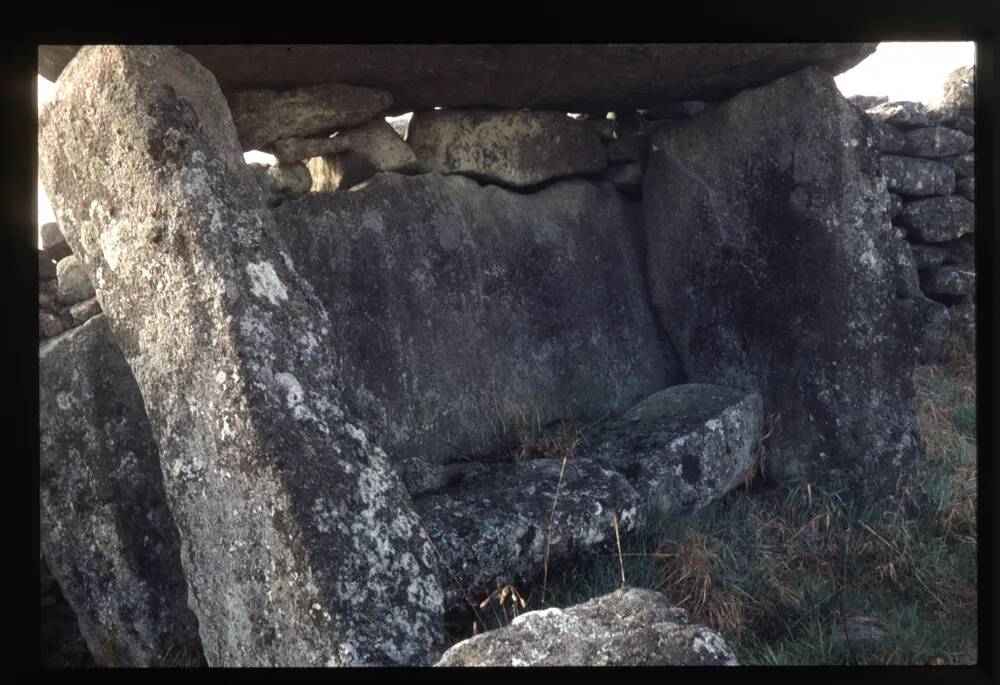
xmin=485 ymin=335 xmax=977 ymax=665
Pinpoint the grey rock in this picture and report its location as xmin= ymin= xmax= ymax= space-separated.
xmin=40 ymin=44 xmax=876 ymax=114
xmin=435 ymin=588 xmax=738 ymax=666
xmin=56 ymin=254 xmax=95 ymax=304
xmin=922 ymin=266 xmax=975 ymax=299
xmin=268 ymin=134 xmax=350 ymax=164
xmin=69 ymin=296 xmax=102 ymax=325
xmin=249 ymin=162 xmax=312 ymax=207
xmin=40 ymin=221 xmax=72 ymax=260
xmin=899 ymin=195 xmax=974 ymax=242
xmin=271 ymin=173 xmax=678 ymax=490
xmin=888 ymin=193 xmax=904 ymax=220
xmin=873 ymin=120 xmax=906 ymax=153
xmin=39 ymin=311 xmax=64 ymax=338
xmin=578 ymin=384 xmax=763 ymax=512
xmin=40 ymin=315 xmax=203 ymax=666
xmin=39 ymin=45 xmax=444 ymax=667
xmin=956 ymin=176 xmax=975 ymax=202
xmin=879 ymin=155 xmax=955 ymax=197
xmin=415 ymin=458 xmax=643 ymax=614
xmin=910 ymin=244 xmax=947 ymax=270
xmin=306 ymin=120 xmax=418 ymax=190
xmin=39 ymin=252 xmax=57 ymax=279
xmin=641 ymin=67 xmax=921 ymax=502
xmin=940 ymin=65 xmax=974 ymax=110
xmin=849 ymin=94 xmax=887 ymax=110
xmin=601 ymin=162 xmax=644 ymax=194
xmin=832 ymin=615 xmax=890 ymax=647
xmin=867 ymin=100 xmax=929 ymax=129
xmin=914 ymin=296 xmax=951 ymax=365
xmin=228 ymin=82 xmax=393 ymax=151
xmin=902 ymin=126 xmax=974 ymax=158
xmin=941 ymin=234 xmax=975 ymax=266
xmin=407 ymin=110 xmax=607 ymax=188
xmin=643 ymin=100 xmax=711 ymax=120
xmin=941 ymin=152 xmax=974 ymax=179
xmin=927 ymin=105 xmax=974 ymax=134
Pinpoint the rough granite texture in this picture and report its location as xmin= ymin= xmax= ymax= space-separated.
xmin=578 ymin=384 xmax=763 ymax=511
xmin=879 ymin=155 xmax=956 ymax=197
xmin=901 ymin=126 xmax=974 ymax=159
xmin=407 ymin=110 xmax=608 ymax=188
xmin=38 ymin=45 xmax=444 ymax=667
xmin=40 ymin=315 xmax=204 ymax=666
xmin=436 ymin=588 xmax=738 ymax=666
xmin=642 ymin=67 xmax=921 ymax=501
xmin=899 ymin=195 xmax=975 ymax=243
xmin=866 ymin=101 xmax=929 ymax=129
xmin=306 ymin=120 xmax=417 ymax=190
xmin=271 ymin=173 xmax=678 ymax=493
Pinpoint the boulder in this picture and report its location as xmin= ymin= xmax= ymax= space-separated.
xmin=578 ymin=384 xmax=763 ymax=512
xmin=415 ymin=459 xmax=643 ymax=614
xmin=849 ymin=94 xmax=887 ymax=110
xmin=879 ymin=155 xmax=955 ymax=197
xmin=956 ymin=176 xmax=975 ymax=201
xmin=407 ymin=110 xmax=607 ymax=188
xmin=306 ymin=120 xmax=418 ymax=190
xmin=867 ymin=100 xmax=929 ymax=129
xmin=902 ymin=126 xmax=974 ymax=158
xmin=270 ymin=173 xmax=678 ymax=492
xmin=873 ymin=120 xmax=906 ymax=153
xmin=435 ymin=588 xmax=738 ymax=666
xmin=910 ymin=244 xmax=947 ymax=270
xmin=56 ymin=254 xmax=95 ymax=304
xmin=69 ymin=296 xmax=102 ymax=325
xmin=939 ymin=65 xmax=974 ymax=110
xmin=899 ymin=195 xmax=974 ymax=243
xmin=641 ymin=67 xmax=921 ymax=501
xmin=941 ymin=152 xmax=974 ymax=178
xmin=922 ymin=266 xmax=975 ymax=299
xmin=39 ymin=44 xmax=876 ymax=114
xmin=227 ymin=82 xmax=393 ymax=151
xmin=40 ymin=315 xmax=203 ymax=666
xmin=39 ymin=45 xmax=445 ymax=667
xmin=40 ymin=221 xmax=72 ymax=260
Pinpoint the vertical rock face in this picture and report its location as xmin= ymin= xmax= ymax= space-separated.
xmin=38 ymin=45 xmax=444 ymax=666
xmin=40 ymin=315 xmax=203 ymax=667
xmin=642 ymin=66 xmax=920 ymax=501
xmin=270 ymin=173 xmax=679 ymax=492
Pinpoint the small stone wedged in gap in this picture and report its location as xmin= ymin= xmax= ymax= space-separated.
xmin=56 ymin=254 xmax=95 ymax=304
xmin=435 ymin=588 xmax=738 ymax=666
xmin=307 ymin=120 xmax=418 ymax=190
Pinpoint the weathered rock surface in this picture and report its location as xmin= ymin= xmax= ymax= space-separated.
xmin=600 ymin=162 xmax=644 ymax=194
xmin=879 ymin=155 xmax=955 ymax=197
xmin=849 ymin=94 xmax=888 ymax=110
xmin=39 ymin=311 xmax=64 ymax=338
xmin=39 ymin=44 xmax=876 ymax=114
xmin=69 ymin=296 xmax=102 ymax=325
xmin=415 ymin=459 xmax=643 ymax=614
xmin=269 ymin=134 xmax=350 ymax=165
xmin=888 ymin=192 xmax=904 ymax=220
xmin=910 ymin=244 xmax=947 ymax=270
xmin=56 ymin=254 xmax=95 ymax=304
xmin=435 ymin=588 xmax=738 ymax=666
xmin=40 ymin=221 xmax=72 ymax=260
xmin=227 ymin=82 xmax=393 ymax=151
xmin=642 ymin=67 xmax=920 ymax=500
xmin=922 ymin=266 xmax=975 ymax=299
xmin=912 ymin=296 xmax=951 ymax=364
xmin=902 ymin=126 xmax=974 ymax=158
xmin=899 ymin=195 xmax=975 ymax=242
xmin=941 ymin=152 xmax=974 ymax=178
xmin=956 ymin=176 xmax=975 ymax=201
xmin=950 ymin=298 xmax=975 ymax=341
xmin=940 ymin=65 xmax=974 ymax=110
xmin=578 ymin=384 xmax=763 ymax=511
xmin=40 ymin=315 xmax=203 ymax=666
xmin=867 ymin=101 xmax=929 ymax=129
xmin=928 ymin=105 xmax=974 ymax=134
xmin=407 ymin=110 xmax=607 ymax=187
xmin=39 ymin=45 xmax=444 ymax=667
xmin=873 ymin=121 xmax=906 ymax=153
xmin=271 ymin=173 xmax=678 ymax=491
xmin=249 ymin=162 xmax=312 ymax=207
xmin=307 ymin=120 xmax=417 ymax=190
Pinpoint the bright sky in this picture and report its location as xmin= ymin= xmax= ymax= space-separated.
xmin=37 ymin=42 xmax=976 ymax=235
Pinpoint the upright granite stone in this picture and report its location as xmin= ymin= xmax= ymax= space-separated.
xmin=227 ymin=82 xmax=393 ymax=151
xmin=270 ymin=173 xmax=678 ymax=492
xmin=436 ymin=588 xmax=738 ymax=666
xmin=39 ymin=45 xmax=444 ymax=667
xmin=407 ymin=110 xmax=607 ymax=187
xmin=40 ymin=315 xmax=203 ymax=667
xmin=642 ymin=67 xmax=920 ymax=501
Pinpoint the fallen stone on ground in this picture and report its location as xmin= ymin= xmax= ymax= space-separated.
xmin=407 ymin=110 xmax=607 ymax=187
xmin=40 ymin=315 xmax=203 ymax=666
xmin=39 ymin=44 xmax=444 ymax=667
xmin=435 ymin=588 xmax=738 ymax=666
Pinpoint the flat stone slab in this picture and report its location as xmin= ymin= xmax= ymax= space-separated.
xmin=901 ymin=126 xmax=974 ymax=158
xmin=435 ymin=588 xmax=738 ymax=666
xmin=899 ymin=195 xmax=975 ymax=243
xmin=879 ymin=155 xmax=955 ymax=197
xmin=39 ymin=45 xmax=444 ymax=667
xmin=40 ymin=315 xmax=203 ymax=666
xmin=578 ymin=384 xmax=763 ymax=511
xmin=867 ymin=101 xmax=930 ymax=129
xmin=641 ymin=66 xmax=921 ymax=502
xmin=407 ymin=110 xmax=607 ymax=188
xmin=922 ymin=266 xmax=975 ymax=299
xmin=39 ymin=44 xmax=875 ymax=114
